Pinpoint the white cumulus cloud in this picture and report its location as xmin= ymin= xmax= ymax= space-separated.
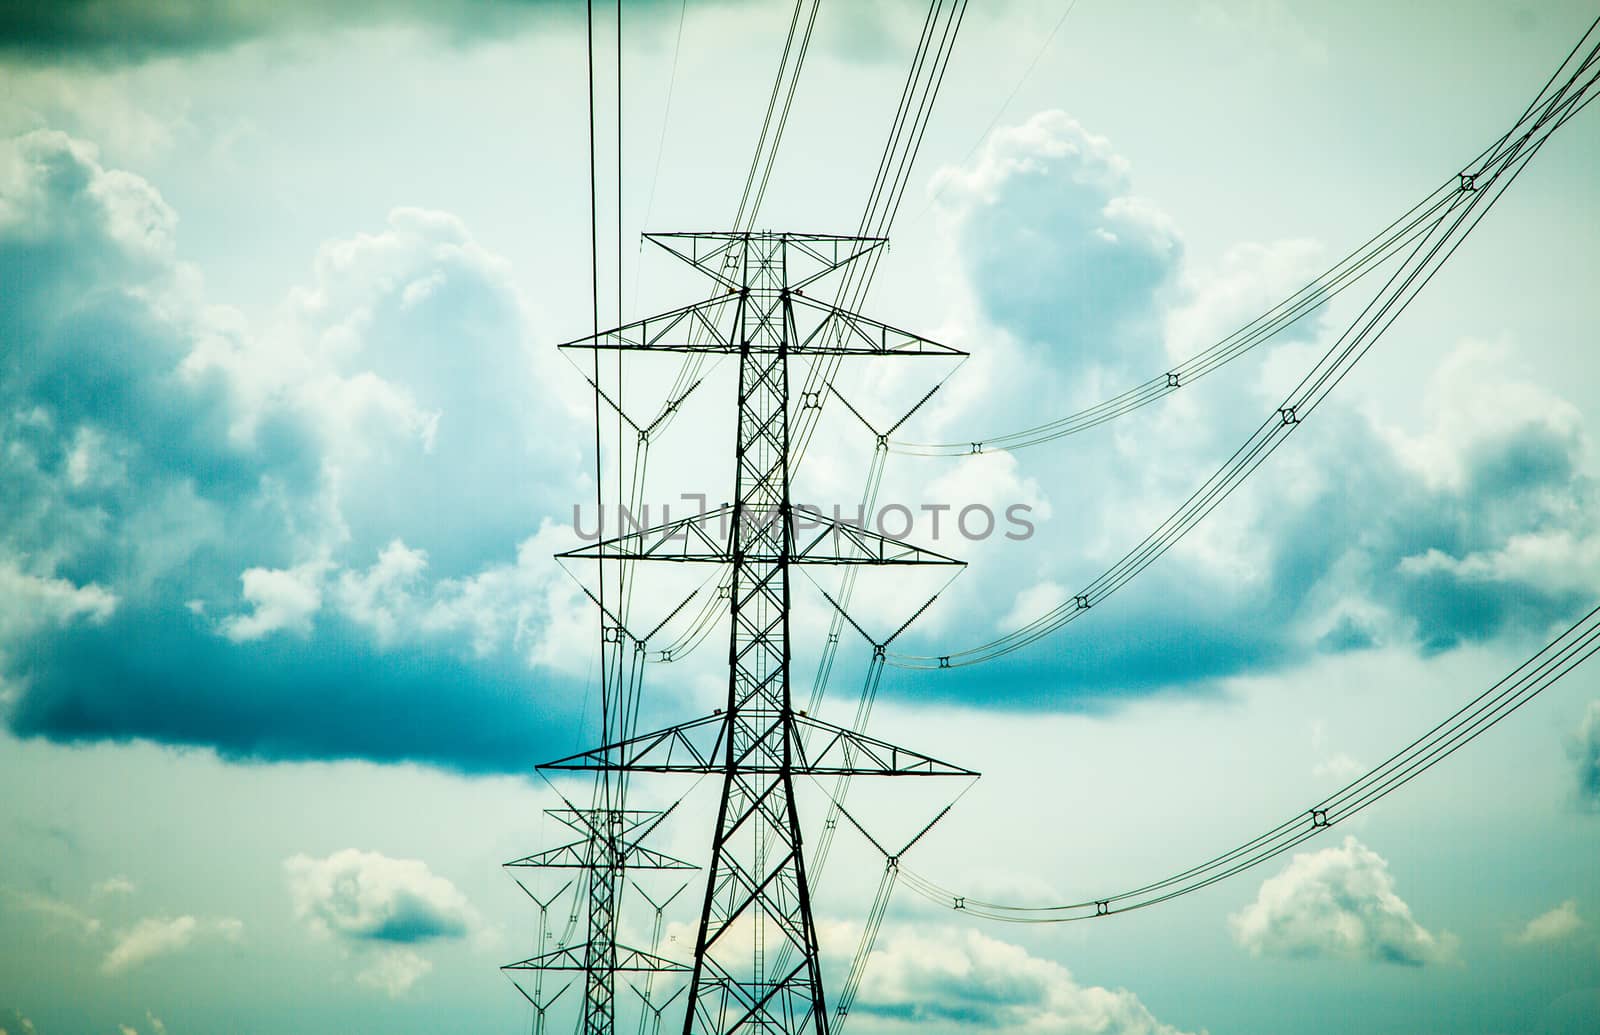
xmin=1510 ymin=900 xmax=1583 ymax=946
xmin=221 ymin=562 xmax=327 ymax=641
xmin=1230 ymin=836 xmax=1454 ymax=966
xmin=0 ymin=561 xmax=116 ymax=644
xmin=855 ymin=926 xmax=1200 ymax=1034
xmin=284 ymin=848 xmax=476 ymax=944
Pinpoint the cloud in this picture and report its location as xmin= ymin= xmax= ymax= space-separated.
xmin=221 ymin=562 xmax=327 ymax=641
xmin=1230 ymin=836 xmax=1454 ymax=966
xmin=0 ymin=1010 xmax=39 ymax=1035
xmin=285 ymin=849 xmax=475 ymax=944
xmin=0 ymin=129 xmax=592 ymax=772
xmin=356 ymin=947 xmax=433 ymax=998
xmin=285 ymin=849 xmax=473 ymax=999
xmin=1510 ymin=900 xmax=1583 ymax=946
xmin=0 ymin=1 xmax=692 ymax=66
xmin=92 ymin=875 xmax=136 ymax=897
xmin=0 ymin=885 xmax=100 ymax=936
xmin=0 ymin=559 xmax=115 ymax=651
xmin=1574 ymin=701 xmax=1600 ymax=811
xmin=6 ymin=108 xmax=1597 ymax=770
xmin=102 ymin=914 xmax=243 ymax=974
xmin=854 ymin=926 xmax=1199 ymax=1034
xmin=892 ymin=109 xmax=1600 ymax=709
xmin=935 ymin=111 xmax=1182 ymax=365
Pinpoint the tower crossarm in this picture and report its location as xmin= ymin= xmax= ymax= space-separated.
xmin=504 ymin=943 xmax=691 ymax=974
xmin=546 ymin=806 xmax=678 ymax=841
xmin=559 ymin=510 xmax=965 ymax=566
xmin=539 ymin=711 xmax=977 ymax=778
xmin=541 ymin=713 xmax=725 ymax=773
xmin=558 ymin=298 xmax=966 ymax=357
xmin=506 ymin=839 xmax=699 ymax=871
xmin=645 ymin=231 xmax=888 ymax=293
xmin=557 ymin=279 xmax=966 ymax=359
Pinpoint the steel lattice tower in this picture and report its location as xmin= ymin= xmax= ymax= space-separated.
xmin=503 ymin=806 xmax=695 ymax=1034
xmin=526 ymin=230 xmax=976 ymax=1035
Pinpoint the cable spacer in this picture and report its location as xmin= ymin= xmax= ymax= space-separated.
xmin=1095 ymin=900 xmax=1110 ymax=916
xmin=938 ymin=656 xmax=951 ymax=669
xmin=602 ymin=625 xmax=622 ymax=644
xmin=1075 ymin=595 xmax=1090 ymax=610
xmin=954 ymin=896 xmax=965 ymax=910
xmin=1279 ymin=405 xmax=1299 ymax=426
xmin=876 ymin=434 xmax=889 ymax=452
xmin=874 ymin=643 xmax=886 ymax=658
xmin=1167 ymin=371 xmax=1181 ymax=388
xmin=970 ymin=442 xmax=983 ymax=454
xmin=658 ymin=648 xmax=674 ymax=663
xmin=802 ymin=390 xmax=822 ymax=410
xmin=827 ymin=632 xmax=839 ymax=645
xmin=1310 ymin=808 xmax=1329 ymax=828
xmin=1459 ymin=171 xmax=1477 ymax=192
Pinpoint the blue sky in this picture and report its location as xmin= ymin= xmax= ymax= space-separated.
xmin=2 ymin=2 xmax=1599 ymax=1033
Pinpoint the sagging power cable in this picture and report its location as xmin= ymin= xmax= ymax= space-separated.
xmin=891 ymin=599 xmax=1600 ymax=922
xmin=889 ymin=26 xmax=1600 ymax=670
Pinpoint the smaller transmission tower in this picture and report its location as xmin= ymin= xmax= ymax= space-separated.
xmin=529 ymin=231 xmax=977 ymax=1035
xmin=503 ymin=806 xmax=696 ymax=1034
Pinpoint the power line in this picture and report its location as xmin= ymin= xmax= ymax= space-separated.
xmin=896 ymin=18 xmax=1600 ymax=457
xmin=513 ymin=11 xmax=1600 ymax=1033
xmin=908 ymin=0 xmax=1084 ymax=227
xmin=637 ymin=0 xmax=688 ymax=259
xmin=891 ymin=182 xmax=1457 ymax=455
xmin=889 ymin=33 xmax=1600 ymax=670
xmin=789 ymin=0 xmax=970 ymax=471
xmin=891 ymin=599 xmax=1600 ymax=922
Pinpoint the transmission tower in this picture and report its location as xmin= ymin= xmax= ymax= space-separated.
xmin=503 ymin=805 xmax=696 ymax=1035
xmin=525 ymin=230 xmax=976 ymax=1035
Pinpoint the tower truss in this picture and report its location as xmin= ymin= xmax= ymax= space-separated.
xmin=518 ymin=231 xmax=976 ymax=1035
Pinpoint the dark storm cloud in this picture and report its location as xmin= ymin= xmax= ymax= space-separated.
xmin=0 ymin=0 xmax=696 ymax=65
xmin=8 ymin=608 xmax=570 ymax=773
xmin=897 ymin=405 xmax=1599 ymax=711
xmin=1 ymin=130 xmax=585 ymax=773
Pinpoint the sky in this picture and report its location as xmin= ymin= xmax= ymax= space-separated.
xmin=1 ymin=1 xmax=1599 ymax=1033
